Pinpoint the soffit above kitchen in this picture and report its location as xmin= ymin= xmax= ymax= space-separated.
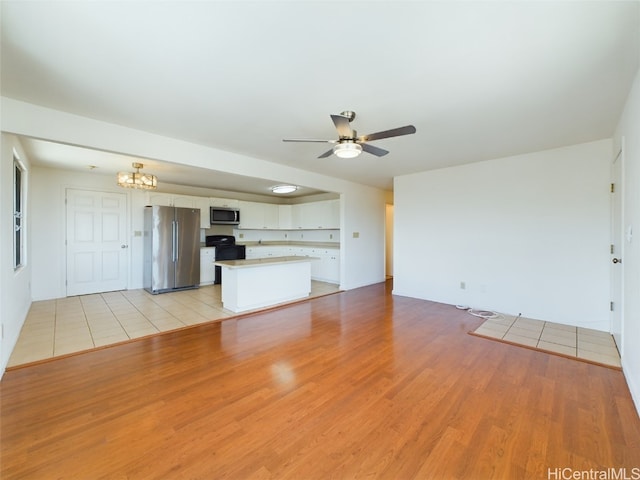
xmin=19 ymin=137 xmax=327 ymax=199
xmin=1 ymin=1 xmax=639 ymax=191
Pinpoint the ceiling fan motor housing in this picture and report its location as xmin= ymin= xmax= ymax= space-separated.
xmin=340 ymin=111 xmax=356 ymax=122
xmin=339 ymin=132 xmax=357 ymax=141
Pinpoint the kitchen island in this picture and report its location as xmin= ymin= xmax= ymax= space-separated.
xmin=214 ymin=256 xmax=317 ymax=313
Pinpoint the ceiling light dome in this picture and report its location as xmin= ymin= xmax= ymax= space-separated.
xmin=333 ymin=142 xmax=362 ymax=159
xmin=271 ymin=185 xmax=298 ymax=194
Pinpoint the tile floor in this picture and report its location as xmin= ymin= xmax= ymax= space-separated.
xmin=8 ymin=281 xmax=340 ymax=368
xmin=472 ymin=314 xmax=621 ymax=368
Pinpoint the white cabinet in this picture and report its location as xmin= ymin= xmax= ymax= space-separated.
xmin=291 ymin=200 xmax=340 ymax=229
xmin=298 ymin=247 xmax=340 ymax=284
xmin=278 ymin=205 xmax=292 ymax=229
xmin=238 ymin=201 xmax=262 ymax=229
xmin=172 ymin=195 xmax=197 ymax=208
xmin=211 ymin=198 xmax=239 ymax=208
xmin=291 ymin=203 xmax=314 ymax=229
xmin=238 ymin=201 xmax=279 ymax=229
xmin=245 ymin=246 xmax=261 ymax=259
xmin=246 ymin=244 xmax=340 ymax=284
xmin=146 ymin=192 xmax=173 ymax=207
xmin=245 ymin=245 xmax=287 ymax=259
xmin=235 ymin=199 xmax=339 ymax=230
xmin=200 ymin=247 xmax=216 ymax=285
xmin=315 ymin=249 xmax=340 ymax=284
xmin=328 ymin=200 xmax=340 ymax=228
xmin=263 ymin=204 xmax=279 ymax=229
xmin=194 ymin=197 xmax=212 ymax=229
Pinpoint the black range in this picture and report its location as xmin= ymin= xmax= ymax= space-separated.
xmin=205 ymin=235 xmax=246 ymax=284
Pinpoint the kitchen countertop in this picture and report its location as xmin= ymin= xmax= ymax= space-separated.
xmin=214 ymin=255 xmax=319 ymax=269
xmin=201 ymin=241 xmax=340 ymax=249
xmin=238 ymin=241 xmax=339 ymax=248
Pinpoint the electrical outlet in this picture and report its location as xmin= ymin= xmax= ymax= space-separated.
xmin=353 ymin=232 xmax=359 ymax=238
xmin=460 ymin=281 xmax=466 ymax=290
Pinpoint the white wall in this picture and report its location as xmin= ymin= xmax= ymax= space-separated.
xmin=233 ymin=229 xmax=340 ymax=245
xmin=614 ymin=67 xmax=640 ymax=414
xmin=385 ymin=204 xmax=394 ymax=277
xmin=340 ymin=189 xmax=387 ymax=289
xmin=30 ymin=166 xmax=148 ymax=300
xmin=0 ymin=134 xmax=32 ymax=375
xmin=394 ymin=139 xmax=612 ymax=330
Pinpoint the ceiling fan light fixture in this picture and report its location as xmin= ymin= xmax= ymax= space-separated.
xmin=117 ymin=162 xmax=158 ymax=190
xmin=333 ymin=142 xmax=362 ymax=159
xmin=271 ymin=185 xmax=298 ymax=194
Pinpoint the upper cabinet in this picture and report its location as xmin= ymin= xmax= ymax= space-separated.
xmin=210 ymin=198 xmax=239 ymax=208
xmin=291 ymin=200 xmax=340 ymax=229
xmin=145 ymin=193 xmax=340 ymax=231
xmin=278 ymin=205 xmax=292 ymax=229
xmin=238 ymin=201 xmax=279 ymax=229
xmin=145 ymin=192 xmax=173 ymax=207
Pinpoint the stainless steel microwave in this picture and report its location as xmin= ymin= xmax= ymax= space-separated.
xmin=210 ymin=207 xmax=240 ymax=225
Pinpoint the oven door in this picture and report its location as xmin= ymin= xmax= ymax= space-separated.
xmin=214 ymin=245 xmax=246 ymax=284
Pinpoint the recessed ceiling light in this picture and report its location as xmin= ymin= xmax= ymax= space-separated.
xmin=271 ymin=185 xmax=298 ymax=194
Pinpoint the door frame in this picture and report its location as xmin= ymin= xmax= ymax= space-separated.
xmin=610 ymin=142 xmax=624 ymax=353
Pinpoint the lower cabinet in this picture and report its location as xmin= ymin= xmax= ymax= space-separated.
xmin=306 ymin=248 xmax=339 ymax=283
xmin=315 ymin=250 xmax=340 ymax=283
xmin=200 ymin=247 xmax=216 ymax=285
xmin=246 ymin=245 xmax=339 ymax=284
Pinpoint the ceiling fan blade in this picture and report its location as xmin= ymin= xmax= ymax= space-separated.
xmin=283 ymin=138 xmax=335 ymax=143
xmin=361 ymin=143 xmax=389 ymax=157
xmin=318 ymin=148 xmax=334 ymax=158
xmin=358 ymin=125 xmax=416 ymax=142
xmin=331 ymin=114 xmax=354 ymax=138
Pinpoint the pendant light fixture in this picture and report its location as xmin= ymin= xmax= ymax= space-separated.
xmin=117 ymin=162 xmax=158 ymax=190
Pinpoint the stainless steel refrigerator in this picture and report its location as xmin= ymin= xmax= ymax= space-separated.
xmin=144 ymin=205 xmax=201 ymax=294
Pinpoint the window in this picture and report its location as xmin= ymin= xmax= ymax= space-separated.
xmin=14 ymin=153 xmax=25 ymax=269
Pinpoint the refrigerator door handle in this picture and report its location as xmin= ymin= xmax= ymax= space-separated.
xmin=172 ymin=221 xmax=177 ymax=262
xmin=175 ymin=221 xmax=179 ymax=261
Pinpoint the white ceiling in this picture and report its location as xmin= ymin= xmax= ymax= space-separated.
xmin=2 ymin=1 xmax=639 ymax=195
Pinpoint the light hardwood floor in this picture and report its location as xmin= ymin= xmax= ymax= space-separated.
xmin=2 ymin=280 xmax=639 ymax=479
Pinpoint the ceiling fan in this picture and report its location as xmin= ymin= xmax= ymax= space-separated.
xmin=283 ymin=111 xmax=416 ymax=159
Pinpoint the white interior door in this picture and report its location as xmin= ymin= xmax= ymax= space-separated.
xmin=66 ymin=189 xmax=128 ymax=296
xmin=611 ymin=148 xmax=623 ymax=352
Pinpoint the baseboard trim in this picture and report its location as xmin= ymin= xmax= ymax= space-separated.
xmin=622 ymin=357 xmax=640 ymax=419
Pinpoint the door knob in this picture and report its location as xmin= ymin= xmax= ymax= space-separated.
xmin=121 ymin=244 xmax=128 ymax=249
xmin=612 ymin=258 xmax=622 ymax=264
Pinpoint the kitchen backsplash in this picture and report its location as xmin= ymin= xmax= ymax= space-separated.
xmin=232 ymin=228 xmax=340 ymax=244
